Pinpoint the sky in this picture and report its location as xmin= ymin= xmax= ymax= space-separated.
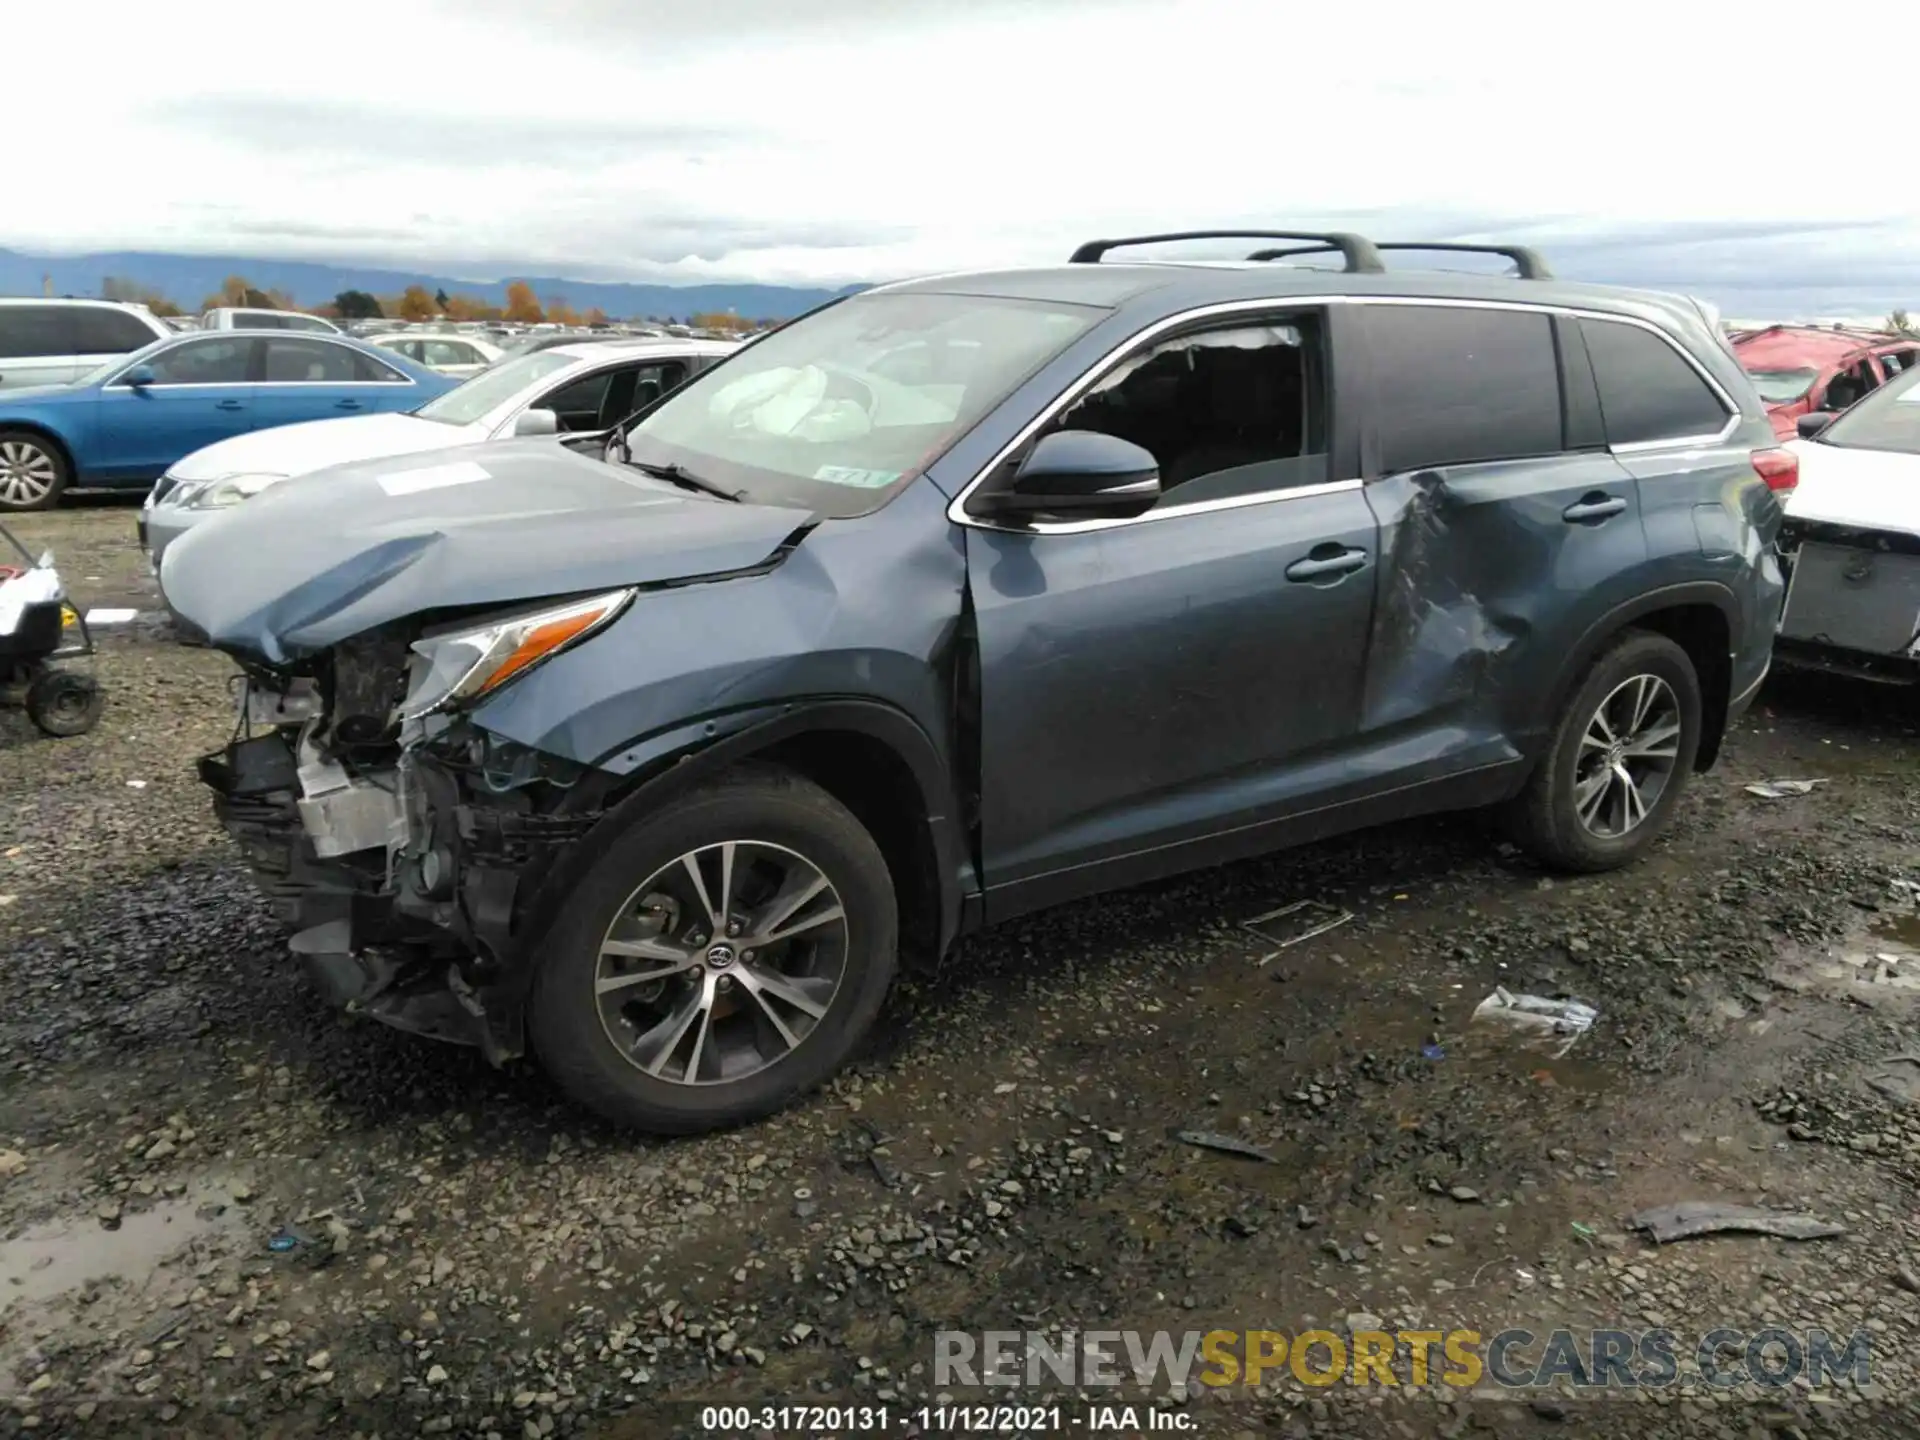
xmin=13 ymin=0 xmax=1920 ymax=315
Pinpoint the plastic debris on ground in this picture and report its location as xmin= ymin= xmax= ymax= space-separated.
xmin=1243 ymin=898 xmax=1353 ymax=966
xmin=1471 ymin=987 xmax=1599 ymax=1056
xmin=83 ymin=608 xmax=138 ymax=625
xmin=1175 ymin=1130 xmax=1277 ymax=1163
xmin=1626 ymin=1201 xmax=1846 ymax=1244
xmin=267 ymin=1230 xmax=299 ymax=1252
xmin=1745 ymin=779 xmax=1827 ymax=799
xmin=1420 ymin=1043 xmax=1446 ymax=1061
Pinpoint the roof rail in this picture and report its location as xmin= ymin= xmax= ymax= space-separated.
xmin=1070 ymin=230 xmax=1385 ymax=273
xmin=1247 ymin=240 xmax=1554 ymax=280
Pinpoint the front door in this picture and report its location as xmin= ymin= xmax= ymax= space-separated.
xmin=92 ymin=336 xmax=258 ymax=482
xmin=967 ymin=310 xmax=1381 ymax=913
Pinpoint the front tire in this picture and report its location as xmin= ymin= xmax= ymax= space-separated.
xmin=1508 ymin=630 xmax=1702 ymax=872
xmin=529 ymin=764 xmax=898 ymax=1133
xmin=0 ymin=431 xmax=69 ymax=512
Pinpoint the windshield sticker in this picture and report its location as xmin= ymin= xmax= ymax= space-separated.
xmin=812 ymin=464 xmax=902 ymax=488
xmin=378 ymin=460 xmax=492 ymax=497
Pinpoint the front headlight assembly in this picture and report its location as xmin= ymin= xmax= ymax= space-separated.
xmin=399 ymin=589 xmax=634 ymax=719
xmin=184 ymin=473 xmax=289 ymax=510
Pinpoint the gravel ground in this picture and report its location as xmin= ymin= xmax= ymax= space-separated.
xmin=3 ymin=505 xmax=1920 ymax=1439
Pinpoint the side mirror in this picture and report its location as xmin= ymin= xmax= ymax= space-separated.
xmin=122 ymin=364 xmax=156 ymax=389
xmin=1796 ymin=412 xmax=1834 ymax=439
xmin=975 ymin=431 xmax=1161 ymax=519
xmin=512 ymin=407 xmax=559 ymax=438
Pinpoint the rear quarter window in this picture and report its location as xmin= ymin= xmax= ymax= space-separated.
xmin=1580 ymin=318 xmax=1731 ymax=446
xmin=1362 ymin=305 xmax=1564 ymax=473
xmin=0 ymin=305 xmax=76 ymax=359
xmin=72 ymin=307 xmax=159 ymax=355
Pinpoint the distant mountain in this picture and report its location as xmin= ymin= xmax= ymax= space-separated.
xmin=0 ymin=248 xmax=860 ymax=320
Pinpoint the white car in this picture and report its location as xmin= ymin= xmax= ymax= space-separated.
xmin=140 ymin=338 xmax=737 ymax=566
xmin=1778 ymin=368 xmax=1920 ymax=684
xmin=201 ymin=307 xmax=342 ymax=334
xmin=0 ymin=299 xmax=173 ymax=390
xmin=369 ymin=333 xmax=504 ymax=377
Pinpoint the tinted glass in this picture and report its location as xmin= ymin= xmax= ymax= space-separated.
xmin=144 ymin=338 xmax=253 ymax=385
xmin=72 ymin=307 xmax=156 ymax=354
xmin=1365 ymin=306 xmax=1563 ymax=472
xmin=354 ymin=350 xmax=407 ymax=383
xmin=262 ymin=338 xmax=359 ymax=383
xmin=1581 ymin=318 xmax=1730 ymax=445
xmin=0 ymin=305 xmax=75 ymax=359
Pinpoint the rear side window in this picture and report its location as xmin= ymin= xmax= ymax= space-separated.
xmin=0 ymin=305 xmax=75 ymax=359
xmin=1580 ymin=319 xmax=1730 ymax=445
xmin=1363 ymin=305 xmax=1563 ymax=473
xmin=73 ymin=307 xmax=156 ymax=354
xmin=354 ymin=350 xmax=407 ymax=383
xmin=262 ymin=338 xmax=359 ymax=383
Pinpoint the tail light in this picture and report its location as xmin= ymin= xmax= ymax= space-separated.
xmin=1751 ymin=447 xmax=1798 ymax=494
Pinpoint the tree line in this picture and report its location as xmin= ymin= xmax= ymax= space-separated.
xmin=103 ymin=274 xmax=763 ymax=332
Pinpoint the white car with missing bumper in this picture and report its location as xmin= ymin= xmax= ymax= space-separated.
xmin=139 ymin=338 xmax=737 ymax=569
xmin=1778 ymin=366 xmax=1920 ymax=684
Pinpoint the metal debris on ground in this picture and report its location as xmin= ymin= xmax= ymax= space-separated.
xmin=1471 ymin=988 xmax=1599 ymax=1056
xmin=1175 ymin=1130 xmax=1277 ymax=1163
xmin=1243 ymin=898 xmax=1353 ymax=966
xmin=1626 ymin=1201 xmax=1847 ymax=1244
xmin=1745 ymin=779 xmax=1828 ymax=799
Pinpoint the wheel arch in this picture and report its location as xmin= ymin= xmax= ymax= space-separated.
xmin=0 ymin=421 xmax=78 ymax=493
xmin=1536 ymin=583 xmax=1739 ymax=773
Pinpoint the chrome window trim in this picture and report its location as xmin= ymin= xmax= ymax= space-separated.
xmin=947 ymin=292 xmax=1742 ymax=535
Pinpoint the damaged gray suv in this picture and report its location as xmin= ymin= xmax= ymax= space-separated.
xmin=162 ymin=230 xmax=1792 ymax=1133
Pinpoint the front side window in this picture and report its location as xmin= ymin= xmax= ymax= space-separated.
xmin=416 ymin=350 xmax=578 ymax=426
xmin=0 ymin=305 xmax=75 ymax=359
xmin=1365 ymin=305 xmax=1564 ymax=473
xmin=140 ymin=338 xmax=253 ymax=386
xmin=261 ymin=338 xmax=359 ymax=383
xmin=73 ymin=307 xmax=157 ymax=355
xmin=627 ymin=292 xmax=1103 ymax=516
xmin=1040 ymin=317 xmax=1328 ymax=504
xmin=1581 ymin=318 xmax=1731 ymax=445
xmin=1813 ymin=366 xmax=1920 ymax=454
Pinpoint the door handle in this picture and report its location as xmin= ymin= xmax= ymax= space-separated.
xmin=215 ymin=399 xmax=244 ymax=411
xmin=1563 ymin=494 xmax=1627 ymax=523
xmin=335 ymin=399 xmax=363 ymax=411
xmin=1285 ymin=546 xmax=1369 ymax=582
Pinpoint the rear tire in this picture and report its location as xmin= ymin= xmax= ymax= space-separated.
xmin=528 ymin=764 xmax=898 ymax=1133
xmin=1507 ymin=630 xmax=1702 ymax=872
xmin=0 ymin=431 xmax=69 ymax=512
xmin=25 ymin=669 xmax=103 ymax=737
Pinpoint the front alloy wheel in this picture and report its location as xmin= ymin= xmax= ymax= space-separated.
xmin=0 ymin=434 xmax=66 ymax=511
xmin=531 ymin=764 xmax=898 ymax=1133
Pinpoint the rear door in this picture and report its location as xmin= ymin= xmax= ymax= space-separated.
xmin=91 ymin=336 xmax=259 ymax=481
xmin=251 ymin=336 xmax=416 ymax=427
xmin=1352 ymin=302 xmax=1647 ymax=770
xmin=0 ymin=305 xmax=79 ymax=390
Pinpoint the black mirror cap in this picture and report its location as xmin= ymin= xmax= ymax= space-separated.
xmin=1796 ymin=411 xmax=1834 ymax=439
xmin=976 ymin=431 xmax=1162 ymax=518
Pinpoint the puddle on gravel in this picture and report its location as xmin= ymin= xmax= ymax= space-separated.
xmin=0 ymin=1191 xmax=241 ymax=1309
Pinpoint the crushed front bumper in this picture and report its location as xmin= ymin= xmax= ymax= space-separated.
xmin=199 ymin=726 xmax=595 ymax=1063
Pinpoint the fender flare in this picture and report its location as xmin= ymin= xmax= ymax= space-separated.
xmin=1533 ymin=580 xmax=1741 ymax=763
xmin=565 ymin=698 xmax=972 ymax=953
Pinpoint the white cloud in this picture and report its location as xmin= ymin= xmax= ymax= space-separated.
xmin=9 ymin=0 xmax=1920 ymax=297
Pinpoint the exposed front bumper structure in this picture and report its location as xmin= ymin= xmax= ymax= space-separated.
xmin=1776 ymin=521 xmax=1920 ymax=684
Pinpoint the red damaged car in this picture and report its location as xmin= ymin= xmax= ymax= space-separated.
xmin=1732 ymin=324 xmax=1920 ymax=439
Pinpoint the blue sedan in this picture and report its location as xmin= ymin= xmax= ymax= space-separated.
xmin=0 ymin=330 xmax=457 ymax=510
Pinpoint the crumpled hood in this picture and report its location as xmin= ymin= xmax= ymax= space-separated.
xmin=158 ymin=440 xmax=812 ymax=662
xmin=164 ymin=411 xmax=482 ymax=485
xmin=1785 ymin=439 xmax=1920 ymax=537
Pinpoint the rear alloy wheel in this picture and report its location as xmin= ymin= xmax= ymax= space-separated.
xmin=1507 ymin=630 xmax=1702 ymax=872
xmin=529 ymin=765 xmax=897 ymax=1133
xmin=0 ymin=432 xmax=67 ymax=512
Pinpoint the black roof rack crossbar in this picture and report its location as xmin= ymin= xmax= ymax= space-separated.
xmin=1070 ymin=230 xmax=1385 ymax=273
xmin=1247 ymin=240 xmax=1555 ymax=280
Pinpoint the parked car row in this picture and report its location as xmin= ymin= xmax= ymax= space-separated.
xmin=155 ymin=229 xmax=1797 ymax=1135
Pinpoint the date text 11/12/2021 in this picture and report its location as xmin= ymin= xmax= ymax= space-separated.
xmin=696 ymin=1403 xmax=1196 ymax=1432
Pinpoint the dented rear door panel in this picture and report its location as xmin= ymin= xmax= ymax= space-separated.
xmin=1358 ymin=452 xmax=1647 ymax=766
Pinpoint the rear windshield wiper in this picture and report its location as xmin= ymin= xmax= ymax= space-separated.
xmin=628 ymin=459 xmax=745 ymax=503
